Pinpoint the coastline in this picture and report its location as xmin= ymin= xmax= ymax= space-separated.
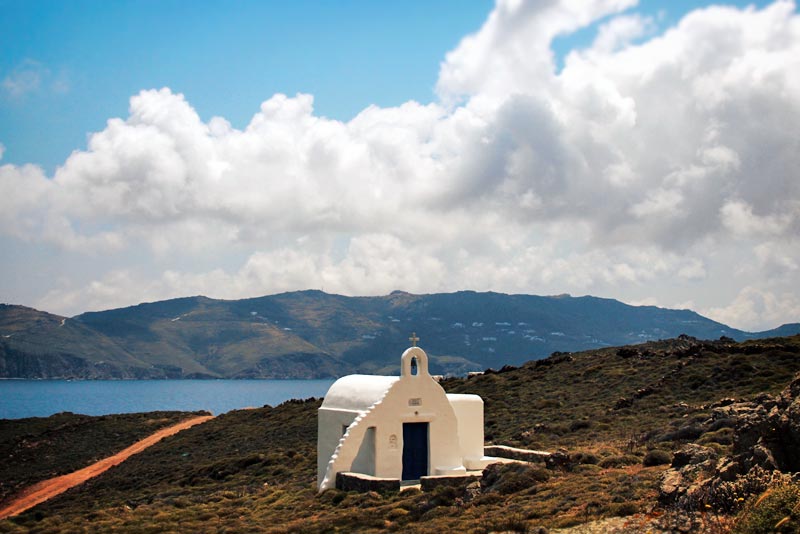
xmin=0 ymin=378 xmax=335 ymax=420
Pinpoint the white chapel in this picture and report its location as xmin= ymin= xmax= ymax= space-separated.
xmin=317 ymin=338 xmax=494 ymax=491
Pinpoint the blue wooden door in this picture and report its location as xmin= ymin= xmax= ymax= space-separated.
xmin=402 ymin=422 xmax=428 ymax=480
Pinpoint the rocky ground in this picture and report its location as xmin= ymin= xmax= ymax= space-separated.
xmin=542 ymin=371 xmax=800 ymax=534
xmin=632 ymin=372 xmax=800 ymax=534
xmin=658 ymin=373 xmax=800 ymax=512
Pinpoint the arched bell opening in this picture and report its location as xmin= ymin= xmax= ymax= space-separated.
xmin=401 ymin=347 xmax=429 ymax=378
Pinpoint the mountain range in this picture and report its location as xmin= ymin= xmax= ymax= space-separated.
xmin=1 ymin=290 xmax=797 ymax=379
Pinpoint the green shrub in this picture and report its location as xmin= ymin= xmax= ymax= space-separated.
xmin=734 ymin=483 xmax=800 ymax=534
xmin=386 ymin=507 xmax=409 ymax=520
xmin=569 ymin=419 xmax=592 ymax=432
xmin=698 ymin=427 xmax=735 ymax=446
xmin=699 ymin=466 xmax=791 ymax=514
xmin=428 ymin=485 xmax=459 ymax=507
xmin=487 ymin=512 xmax=529 ymax=534
xmin=570 ymin=452 xmax=600 ymax=465
xmin=481 ymin=463 xmax=550 ymax=495
xmin=598 ymin=455 xmax=640 ymax=468
xmin=642 ymin=449 xmax=672 ymax=467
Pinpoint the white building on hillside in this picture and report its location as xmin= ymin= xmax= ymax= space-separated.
xmin=317 ymin=341 xmax=494 ymax=491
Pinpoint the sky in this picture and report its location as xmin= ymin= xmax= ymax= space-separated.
xmin=1 ymin=0 xmax=798 ymax=332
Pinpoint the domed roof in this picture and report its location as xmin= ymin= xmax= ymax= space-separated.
xmin=320 ymin=374 xmax=399 ymax=412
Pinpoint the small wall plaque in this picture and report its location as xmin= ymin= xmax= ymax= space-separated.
xmin=408 ymin=398 xmax=422 ymax=406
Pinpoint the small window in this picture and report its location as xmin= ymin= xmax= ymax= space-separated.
xmin=411 ymin=356 xmax=418 ymax=375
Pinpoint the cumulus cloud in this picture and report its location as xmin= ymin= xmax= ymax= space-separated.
xmin=704 ymin=286 xmax=800 ymax=331
xmin=3 ymin=0 xmax=800 ymax=331
xmin=436 ymin=0 xmax=638 ymax=102
xmin=720 ymin=200 xmax=794 ymax=237
xmin=591 ymin=14 xmax=654 ymax=53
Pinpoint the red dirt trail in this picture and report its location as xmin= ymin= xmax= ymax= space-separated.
xmin=0 ymin=415 xmax=214 ymax=520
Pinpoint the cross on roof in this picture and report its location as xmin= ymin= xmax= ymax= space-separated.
xmin=409 ymin=332 xmax=419 ymax=346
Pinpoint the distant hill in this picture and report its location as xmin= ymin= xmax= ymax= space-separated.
xmin=0 ymin=291 xmax=797 ymax=379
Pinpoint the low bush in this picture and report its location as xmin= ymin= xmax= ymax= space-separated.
xmin=569 ymin=420 xmax=592 ymax=432
xmin=485 ymin=512 xmax=529 ymax=534
xmin=598 ymin=455 xmax=640 ymax=468
xmin=642 ymin=449 xmax=672 ymax=467
xmin=698 ymin=427 xmax=735 ymax=446
xmin=699 ymin=466 xmax=792 ymax=514
xmin=481 ymin=463 xmax=550 ymax=495
xmin=734 ymin=483 xmax=800 ymax=534
xmin=570 ymin=452 xmax=600 ymax=465
xmin=385 ymin=507 xmax=409 ymax=520
xmin=659 ymin=425 xmax=705 ymax=442
xmin=708 ymin=417 xmax=738 ymax=431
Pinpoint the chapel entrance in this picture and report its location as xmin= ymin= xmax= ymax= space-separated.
xmin=402 ymin=422 xmax=428 ymax=480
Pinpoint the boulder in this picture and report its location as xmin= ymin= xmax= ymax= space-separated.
xmin=659 ymin=469 xmax=685 ymax=503
xmin=784 ymin=400 xmax=800 ymax=471
xmin=731 ymin=373 xmax=800 ymax=473
xmin=715 ymin=458 xmax=742 ymax=482
xmin=671 ymin=444 xmax=717 ymax=469
xmin=545 ymin=449 xmax=572 ymax=470
xmin=659 ymin=444 xmax=718 ymax=506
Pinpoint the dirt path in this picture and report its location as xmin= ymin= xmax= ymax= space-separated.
xmin=0 ymin=414 xmax=214 ymax=520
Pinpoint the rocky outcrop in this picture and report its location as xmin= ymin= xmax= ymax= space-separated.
xmin=658 ymin=444 xmax=718 ymax=507
xmin=659 ymin=373 xmax=800 ymax=508
xmin=713 ymin=374 xmax=800 ymax=475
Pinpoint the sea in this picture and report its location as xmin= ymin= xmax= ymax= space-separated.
xmin=0 ymin=379 xmax=336 ymax=420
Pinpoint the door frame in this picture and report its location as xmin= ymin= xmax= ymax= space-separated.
xmin=401 ymin=422 xmax=429 ymax=480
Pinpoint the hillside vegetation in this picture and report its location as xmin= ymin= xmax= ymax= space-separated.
xmin=446 ymin=335 xmax=800 ymax=451
xmin=1 ymin=335 xmax=799 ymax=533
xmin=2 ymin=291 xmax=798 ymax=379
xmin=0 ymin=411 xmax=207 ymax=505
